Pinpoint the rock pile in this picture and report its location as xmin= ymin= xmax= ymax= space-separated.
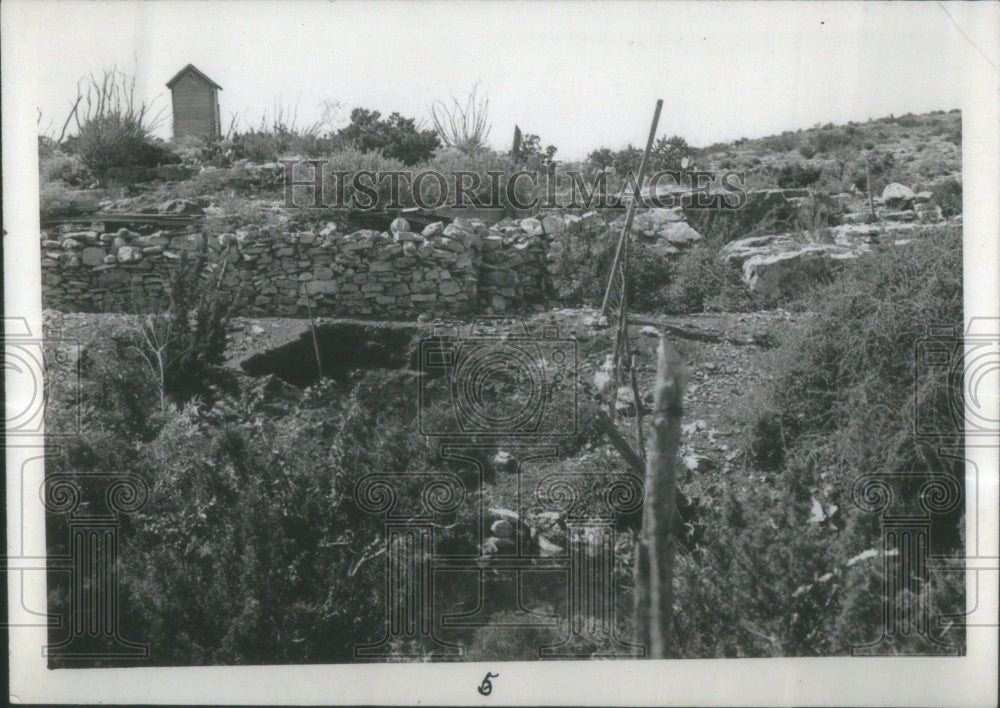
xmin=631 ymin=207 xmax=703 ymax=256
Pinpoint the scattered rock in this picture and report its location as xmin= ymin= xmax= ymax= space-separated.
xmin=915 ymin=202 xmax=943 ymax=222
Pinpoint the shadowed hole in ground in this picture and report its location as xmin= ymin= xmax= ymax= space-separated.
xmin=240 ymin=320 xmax=423 ymax=386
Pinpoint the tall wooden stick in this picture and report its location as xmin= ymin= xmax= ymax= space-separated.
xmin=599 ymin=99 xmax=663 ymax=319
xmin=633 ymin=334 xmax=686 ymax=658
xmin=865 ymin=159 xmax=876 ymax=219
xmin=304 ymin=296 xmax=323 ymax=379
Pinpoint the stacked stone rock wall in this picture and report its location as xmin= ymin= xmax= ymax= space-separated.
xmin=41 ymin=215 xmax=560 ymax=318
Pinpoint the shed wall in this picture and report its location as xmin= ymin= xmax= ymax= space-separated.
xmin=171 ymin=73 xmax=218 ymax=139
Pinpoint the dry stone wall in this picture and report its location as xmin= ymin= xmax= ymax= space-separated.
xmin=41 ymin=214 xmax=606 ymax=318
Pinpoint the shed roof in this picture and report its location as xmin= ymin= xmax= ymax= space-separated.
xmin=166 ymin=64 xmax=222 ymax=91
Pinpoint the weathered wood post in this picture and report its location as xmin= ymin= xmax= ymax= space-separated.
xmin=865 ymin=159 xmax=876 ymax=219
xmin=633 ymin=334 xmax=686 ymax=658
xmin=599 ymin=99 xmax=663 ymax=319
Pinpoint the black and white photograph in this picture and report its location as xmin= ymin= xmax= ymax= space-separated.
xmin=4 ymin=1 xmax=998 ymax=704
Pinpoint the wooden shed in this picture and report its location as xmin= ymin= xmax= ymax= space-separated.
xmin=166 ymin=64 xmax=222 ymax=140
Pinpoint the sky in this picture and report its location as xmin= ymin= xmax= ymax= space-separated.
xmin=7 ymin=0 xmax=996 ymax=159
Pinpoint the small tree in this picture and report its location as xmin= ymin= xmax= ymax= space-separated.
xmin=650 ymin=135 xmax=691 ymax=171
xmin=517 ymin=132 xmax=557 ymax=163
xmin=586 ymin=147 xmax=616 ymax=173
xmin=336 ymin=108 xmax=440 ymax=165
xmin=128 ymin=251 xmax=236 ymax=408
xmin=613 ymin=144 xmax=643 ymax=175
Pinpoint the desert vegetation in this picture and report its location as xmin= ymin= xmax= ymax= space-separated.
xmin=39 ymin=74 xmax=965 ymax=663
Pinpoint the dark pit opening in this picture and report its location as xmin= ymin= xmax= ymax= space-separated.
xmin=240 ymin=320 xmax=422 ymax=386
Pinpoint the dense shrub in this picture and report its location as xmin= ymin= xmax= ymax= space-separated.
xmin=626 ymin=243 xmax=674 ymax=310
xmin=894 ymin=114 xmax=921 ymax=128
xmin=811 ymin=128 xmax=853 ymax=155
xmin=584 ymin=135 xmax=692 ymax=177
xmin=38 ymin=180 xmax=78 ymax=220
xmin=423 ymin=148 xmax=532 ymax=209
xmin=760 ymin=131 xmax=799 ymax=153
xmin=547 ymin=224 xmax=617 ymax=305
xmin=932 ymin=178 xmax=962 ymax=217
xmin=55 ymin=69 xmax=178 ymax=177
xmin=776 ymin=162 xmax=822 ymax=188
xmin=337 ymin=108 xmax=440 ymax=165
xmin=626 ymin=241 xmax=745 ymax=314
xmin=650 ymin=135 xmax=692 ymax=171
xmin=585 ymin=147 xmax=615 ymax=173
xmin=674 ymin=224 xmax=965 ymax=657
xmin=757 ymin=224 xmax=963 ymax=471
xmin=68 ymin=114 xmax=179 ymax=175
xmin=39 ymin=149 xmax=91 ymax=186
xmin=654 ymin=246 xmax=749 ymax=314
xmin=284 ymin=146 xmax=534 ymax=211
xmin=229 ymin=128 xmax=343 ymax=162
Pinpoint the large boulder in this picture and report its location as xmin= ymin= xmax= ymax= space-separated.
xmin=722 ymin=233 xmax=867 ymax=300
xmin=659 ymin=221 xmax=702 ymax=245
xmin=742 ymin=246 xmax=840 ymax=300
xmin=882 ymin=183 xmax=916 ymax=210
xmin=631 ymin=209 xmax=702 ymax=256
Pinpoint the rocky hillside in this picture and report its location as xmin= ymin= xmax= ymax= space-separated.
xmin=697 ymin=109 xmax=961 ymax=192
